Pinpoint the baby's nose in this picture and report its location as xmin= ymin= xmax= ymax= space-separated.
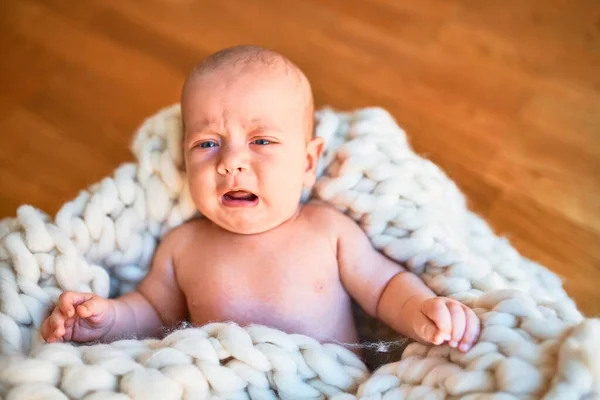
xmin=217 ymin=149 xmax=250 ymax=176
xmin=222 ymin=166 xmax=246 ymax=175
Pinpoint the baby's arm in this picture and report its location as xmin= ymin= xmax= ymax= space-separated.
xmin=333 ymin=210 xmax=480 ymax=352
xmin=42 ymin=229 xmax=188 ymax=343
xmin=106 ymin=228 xmax=189 ymax=340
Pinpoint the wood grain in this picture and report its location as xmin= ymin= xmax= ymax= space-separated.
xmin=1 ymin=0 xmax=598 ymax=315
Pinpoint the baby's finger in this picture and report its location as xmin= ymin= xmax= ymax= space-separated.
xmin=423 ymin=301 xmax=452 ymax=344
xmin=448 ymin=302 xmax=466 ymax=348
xmin=59 ymin=292 xmax=94 ymax=318
xmin=423 ymin=321 xmax=440 ymax=344
xmin=459 ymin=307 xmax=480 ymax=352
xmin=46 ymin=334 xmax=64 ymax=344
xmin=48 ymin=308 xmax=66 ymax=338
xmin=41 ymin=317 xmax=52 ymax=341
xmin=76 ymin=297 xmax=104 ymax=319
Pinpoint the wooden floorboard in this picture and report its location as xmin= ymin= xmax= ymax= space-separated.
xmin=1 ymin=0 xmax=598 ymax=315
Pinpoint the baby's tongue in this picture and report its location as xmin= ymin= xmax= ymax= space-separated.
xmin=226 ymin=191 xmax=254 ymax=200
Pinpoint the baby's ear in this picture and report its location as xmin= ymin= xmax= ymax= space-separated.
xmin=303 ymin=136 xmax=325 ymax=187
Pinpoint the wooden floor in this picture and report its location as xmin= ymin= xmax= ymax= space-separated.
xmin=1 ymin=0 xmax=599 ymax=315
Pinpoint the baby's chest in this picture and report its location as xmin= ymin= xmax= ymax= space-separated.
xmin=178 ymin=244 xmax=342 ymax=319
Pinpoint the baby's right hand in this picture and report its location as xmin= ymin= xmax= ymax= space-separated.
xmin=41 ymin=292 xmax=116 ymax=343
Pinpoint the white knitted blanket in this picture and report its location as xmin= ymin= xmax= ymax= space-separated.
xmin=0 ymin=105 xmax=598 ymax=399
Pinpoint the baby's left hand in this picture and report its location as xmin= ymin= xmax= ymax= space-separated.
xmin=410 ymin=297 xmax=480 ymax=352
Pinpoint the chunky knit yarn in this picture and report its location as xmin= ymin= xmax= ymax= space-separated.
xmin=1 ymin=105 xmax=597 ymax=399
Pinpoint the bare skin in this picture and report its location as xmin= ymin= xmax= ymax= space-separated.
xmin=41 ymin=46 xmax=480 ymax=354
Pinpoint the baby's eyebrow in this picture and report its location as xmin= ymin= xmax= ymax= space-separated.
xmin=185 ymin=119 xmax=282 ymax=138
xmin=189 ymin=120 xmax=212 ymax=132
xmin=246 ymin=118 xmax=266 ymax=130
xmin=186 ymin=120 xmax=223 ymax=138
xmin=246 ymin=119 xmax=282 ymax=133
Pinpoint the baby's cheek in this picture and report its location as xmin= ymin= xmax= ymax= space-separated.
xmin=262 ymin=159 xmax=300 ymax=190
xmin=188 ymin=175 xmax=215 ymax=210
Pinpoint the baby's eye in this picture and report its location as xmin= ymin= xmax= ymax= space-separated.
xmin=198 ymin=141 xmax=218 ymax=148
xmin=252 ymin=139 xmax=271 ymax=145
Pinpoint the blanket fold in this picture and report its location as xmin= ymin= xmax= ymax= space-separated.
xmin=0 ymin=105 xmax=597 ymax=399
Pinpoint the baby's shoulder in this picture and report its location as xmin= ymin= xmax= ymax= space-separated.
xmin=301 ymin=202 xmax=361 ymax=235
xmin=301 ymin=201 xmax=342 ymax=223
xmin=158 ymin=217 xmax=209 ymax=252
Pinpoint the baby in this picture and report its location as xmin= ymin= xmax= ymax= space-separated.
xmin=41 ymin=45 xmax=480 ymax=354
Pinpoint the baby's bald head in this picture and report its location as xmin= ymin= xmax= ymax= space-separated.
xmin=181 ymin=45 xmax=314 ymax=139
xmin=187 ymin=45 xmax=299 ymax=78
xmin=180 ymin=46 xmax=325 ymax=233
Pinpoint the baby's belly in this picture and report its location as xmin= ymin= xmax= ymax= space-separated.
xmin=185 ymin=279 xmax=359 ymax=346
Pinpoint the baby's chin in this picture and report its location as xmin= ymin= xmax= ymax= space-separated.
xmin=197 ymin=208 xmax=277 ymax=235
xmin=195 ymin=196 xmax=302 ymax=235
xmin=203 ymin=207 xmax=298 ymax=235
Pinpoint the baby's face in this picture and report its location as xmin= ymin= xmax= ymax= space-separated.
xmin=182 ymin=66 xmax=323 ymax=234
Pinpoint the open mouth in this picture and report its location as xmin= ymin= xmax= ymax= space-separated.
xmin=222 ymin=190 xmax=259 ymax=207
